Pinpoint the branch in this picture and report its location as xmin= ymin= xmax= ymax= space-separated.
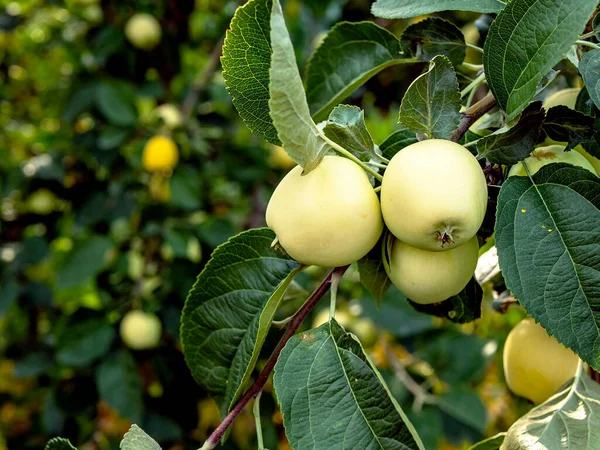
xmin=450 ymin=92 xmax=497 ymax=143
xmin=200 ymin=265 xmax=350 ymax=450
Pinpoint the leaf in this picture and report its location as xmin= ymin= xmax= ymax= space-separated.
xmin=56 ymin=236 xmax=113 ymax=290
xmin=323 ymin=105 xmax=376 ymax=162
xmin=357 ymin=234 xmax=391 ymax=304
xmin=221 ymin=0 xmax=280 ymax=145
xmin=371 ymin=0 xmax=505 ymax=19
xmin=483 ymin=0 xmax=597 ymax=121
xmin=96 ymin=81 xmax=137 ymax=127
xmin=379 ymin=127 xmax=419 ymax=160
xmin=120 ymin=425 xmax=162 ymax=450
xmin=436 ymin=387 xmax=487 ymax=432
xmin=468 ymin=433 xmax=506 ymax=450
xmin=476 ymin=102 xmax=545 ymax=164
xmin=96 ymin=350 xmax=143 ymax=424
xmin=56 ymin=318 xmax=115 ymax=367
xmin=501 ymin=367 xmax=600 ymax=450
xmin=400 ymin=17 xmax=466 ymax=67
xmin=306 ymin=21 xmax=417 ymax=122
xmin=580 ymin=48 xmax=600 ymax=110
xmin=45 ymin=438 xmax=77 ymax=450
xmin=273 ymin=320 xmax=425 ymax=450
xmin=542 ymin=105 xmax=595 ymax=151
xmin=399 ymin=55 xmax=461 ymax=139
xmin=496 ymin=164 xmax=600 ymax=370
xmin=181 ymin=228 xmax=301 ymax=416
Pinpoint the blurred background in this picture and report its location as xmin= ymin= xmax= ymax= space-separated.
xmin=0 ymin=0 xmax=535 ymax=449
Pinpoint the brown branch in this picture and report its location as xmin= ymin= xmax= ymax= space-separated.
xmin=199 ymin=265 xmax=350 ymax=450
xmin=450 ymin=92 xmax=497 ymax=143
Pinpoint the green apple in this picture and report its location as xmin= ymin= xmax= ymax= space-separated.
xmin=385 ymin=236 xmax=479 ymax=304
xmin=120 ymin=310 xmax=162 ymax=350
xmin=575 ymin=146 xmax=600 ymax=175
xmin=503 ymin=318 xmax=579 ymax=404
xmin=508 ymin=144 xmax=596 ymax=177
xmin=266 ymin=155 xmax=383 ymax=267
xmin=125 ymin=13 xmax=161 ymax=51
xmin=152 ymin=104 xmax=183 ymax=128
xmin=381 ymin=139 xmax=487 ymax=252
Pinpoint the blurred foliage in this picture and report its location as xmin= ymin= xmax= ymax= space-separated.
xmin=1 ymin=0 xmax=533 ymax=449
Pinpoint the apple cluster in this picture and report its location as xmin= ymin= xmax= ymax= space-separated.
xmin=266 ymin=139 xmax=487 ymax=305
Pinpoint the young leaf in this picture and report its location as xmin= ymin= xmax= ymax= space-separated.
xmin=502 ymin=366 xmax=600 ymax=449
xmin=400 ymin=17 xmax=466 ymax=67
xmin=45 ymin=438 xmax=77 ymax=450
xmin=407 ymin=277 xmax=482 ymax=324
xmin=306 ymin=21 xmax=417 ymax=122
xmin=580 ymin=49 xmax=600 ymax=110
xmin=120 ymin=424 xmax=162 ymax=450
xmin=399 ymin=55 xmax=461 ymax=139
xmin=496 ymin=164 xmax=600 ymax=371
xmin=484 ymin=0 xmax=597 ymax=121
xmin=371 ymin=0 xmax=505 ymax=19
xmin=181 ymin=228 xmax=301 ymax=416
xmin=357 ymin=234 xmax=391 ymax=304
xmin=273 ymin=320 xmax=425 ymax=450
xmin=323 ymin=105 xmax=376 ymax=162
xmin=542 ymin=105 xmax=595 ymax=151
xmin=467 ymin=433 xmax=505 ymax=450
xmin=476 ymin=102 xmax=545 ymax=164
xmin=379 ymin=127 xmax=419 ymax=160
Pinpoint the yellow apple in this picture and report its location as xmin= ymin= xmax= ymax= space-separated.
xmin=266 ymin=156 xmax=383 ymax=267
xmin=503 ymin=318 xmax=579 ymax=404
xmin=543 ymin=87 xmax=580 ymax=110
xmin=508 ymin=144 xmax=596 ymax=177
xmin=381 ymin=139 xmax=487 ymax=252
xmin=125 ymin=13 xmax=161 ymax=51
xmin=142 ymin=135 xmax=179 ymax=172
xmin=575 ymin=146 xmax=600 ymax=175
xmin=120 ymin=310 xmax=162 ymax=350
xmin=152 ymin=104 xmax=183 ymax=129
xmin=268 ymin=145 xmax=296 ymax=170
xmin=385 ymin=236 xmax=479 ymax=304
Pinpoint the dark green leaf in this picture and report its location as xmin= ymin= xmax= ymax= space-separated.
xmin=98 ymin=126 xmax=130 ymax=150
xmin=371 ymin=0 xmax=505 ymax=19
xmin=399 ymin=55 xmax=461 ymax=139
xmin=484 ymin=0 xmax=596 ymax=120
xmin=14 ymin=352 xmax=53 ymax=378
xmin=496 ymin=164 xmax=600 ymax=370
xmin=401 ymin=18 xmax=466 ymax=66
xmin=96 ymin=81 xmax=137 ymax=127
xmin=542 ymin=105 xmax=595 ymax=150
xmin=580 ymin=48 xmax=600 ymax=110
xmin=323 ymin=105 xmax=376 ymax=162
xmin=468 ymin=433 xmax=506 ymax=450
xmin=476 ymin=102 xmax=545 ymax=164
xmin=120 ymin=424 xmax=162 ymax=450
xmin=273 ymin=320 xmax=425 ymax=450
xmin=45 ymin=438 xmax=77 ymax=450
xmin=56 ymin=236 xmax=113 ymax=290
xmin=62 ymin=83 xmax=97 ymax=123
xmin=306 ymin=21 xmax=416 ymax=122
xmin=181 ymin=228 xmax=301 ymax=416
xmin=379 ymin=127 xmax=419 ymax=160
xmin=56 ymin=319 xmax=115 ymax=367
xmin=0 ymin=279 xmax=19 ymax=317
xmin=436 ymin=387 xmax=487 ymax=432
xmin=357 ymin=234 xmax=391 ymax=304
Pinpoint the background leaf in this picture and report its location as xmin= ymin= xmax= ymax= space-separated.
xmin=45 ymin=438 xmax=77 ymax=450
xmin=96 ymin=81 xmax=137 ymax=127
xmin=55 ymin=236 xmax=113 ymax=290
xmin=357 ymin=234 xmax=391 ymax=304
xmin=323 ymin=105 xmax=376 ymax=162
xmin=55 ymin=318 xmax=115 ymax=367
xmin=371 ymin=0 xmax=505 ymax=19
xmin=120 ymin=424 xmax=162 ymax=450
xmin=400 ymin=17 xmax=466 ymax=66
xmin=379 ymin=127 xmax=418 ymax=160
xmin=468 ymin=433 xmax=505 ymax=450
xmin=542 ymin=105 xmax=595 ymax=151
xmin=580 ymin=48 xmax=600 ymax=110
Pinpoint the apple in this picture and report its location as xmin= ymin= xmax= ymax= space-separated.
xmin=152 ymin=104 xmax=183 ymax=129
xmin=575 ymin=145 xmax=600 ymax=175
xmin=142 ymin=135 xmax=179 ymax=172
xmin=503 ymin=318 xmax=579 ymax=404
xmin=268 ymin=145 xmax=296 ymax=170
xmin=125 ymin=13 xmax=161 ymax=51
xmin=120 ymin=310 xmax=162 ymax=350
xmin=266 ymin=155 xmax=383 ymax=267
xmin=508 ymin=144 xmax=596 ymax=177
xmin=543 ymin=87 xmax=580 ymax=110
xmin=381 ymin=139 xmax=487 ymax=252
xmin=385 ymin=235 xmax=479 ymax=304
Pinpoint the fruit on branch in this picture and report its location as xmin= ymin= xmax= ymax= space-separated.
xmin=125 ymin=13 xmax=162 ymax=50
xmin=266 ymin=155 xmax=383 ymax=267
xmin=385 ymin=236 xmax=479 ymax=304
xmin=542 ymin=87 xmax=580 ymax=110
xmin=312 ymin=308 xmax=378 ymax=347
xmin=508 ymin=144 xmax=596 ymax=177
xmin=268 ymin=145 xmax=296 ymax=170
xmin=142 ymin=136 xmax=179 ymax=172
xmin=151 ymin=104 xmax=183 ymax=129
xmin=381 ymin=139 xmax=487 ymax=252
xmin=120 ymin=310 xmax=162 ymax=350
xmin=503 ymin=318 xmax=579 ymax=404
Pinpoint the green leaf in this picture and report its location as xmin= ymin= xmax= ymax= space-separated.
xmin=273 ymin=320 xmax=425 ymax=450
xmin=357 ymin=234 xmax=391 ymax=304
xmin=502 ymin=367 xmax=600 ymax=449
xmin=542 ymin=105 xmax=595 ymax=151
xmin=323 ymin=105 xmax=376 ymax=162
xmin=371 ymin=0 xmax=505 ymax=19
xmin=56 ymin=318 xmax=115 ymax=367
xmin=400 ymin=18 xmax=466 ymax=67
xmin=96 ymin=81 xmax=137 ymax=127
xmin=496 ymin=164 xmax=600 ymax=370
xmin=98 ymin=126 xmax=130 ymax=150
xmin=56 ymin=236 xmax=113 ymax=290
xmin=45 ymin=438 xmax=77 ymax=450
xmin=379 ymin=127 xmax=418 ymax=160
xmin=306 ymin=21 xmax=416 ymax=122
xmin=468 ymin=433 xmax=505 ymax=450
xmin=221 ymin=0 xmax=280 ymax=145
xmin=476 ymin=102 xmax=545 ymax=164
xmin=436 ymin=387 xmax=487 ymax=432
xmin=483 ymin=0 xmax=597 ymax=121
xmin=96 ymin=350 xmax=143 ymax=424
xmin=181 ymin=228 xmax=301 ymax=416
xmin=580 ymin=49 xmax=600 ymax=110
xmin=399 ymin=55 xmax=461 ymax=139
xmin=120 ymin=424 xmax=162 ymax=450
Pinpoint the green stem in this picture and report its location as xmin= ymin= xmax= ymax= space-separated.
xmin=253 ymin=392 xmax=265 ymax=450
xmin=374 ymin=153 xmax=390 ymax=164
xmin=576 ymin=39 xmax=600 ymax=49
xmin=461 ymin=72 xmax=486 ymax=98
xmin=318 ymin=131 xmax=384 ymax=181
xmin=373 ymin=185 xmax=382 ymax=193
xmin=329 ymin=271 xmax=341 ymax=320
xmin=580 ymin=30 xmax=600 ymax=40
xmin=466 ymin=43 xmax=484 ymax=53
xmin=460 ymin=62 xmax=484 ymax=71
xmin=366 ymin=161 xmax=387 ymax=169
xmin=466 ymin=83 xmax=478 ymax=108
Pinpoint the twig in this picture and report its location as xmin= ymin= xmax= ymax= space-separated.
xmin=450 ymin=93 xmax=497 ymax=142
xmin=199 ymin=265 xmax=350 ymax=450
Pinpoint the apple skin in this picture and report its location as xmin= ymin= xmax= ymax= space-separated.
xmin=385 ymin=236 xmax=479 ymax=304
xmin=266 ymin=155 xmax=383 ymax=267
xmin=120 ymin=310 xmax=162 ymax=350
xmin=503 ymin=318 xmax=579 ymax=404
xmin=142 ymin=136 xmax=179 ymax=172
xmin=125 ymin=13 xmax=161 ymax=51
xmin=381 ymin=139 xmax=487 ymax=252
xmin=543 ymin=87 xmax=580 ymax=110
xmin=508 ymin=144 xmax=596 ymax=177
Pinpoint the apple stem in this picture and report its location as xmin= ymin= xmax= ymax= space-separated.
xmin=450 ymin=93 xmax=497 ymax=143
